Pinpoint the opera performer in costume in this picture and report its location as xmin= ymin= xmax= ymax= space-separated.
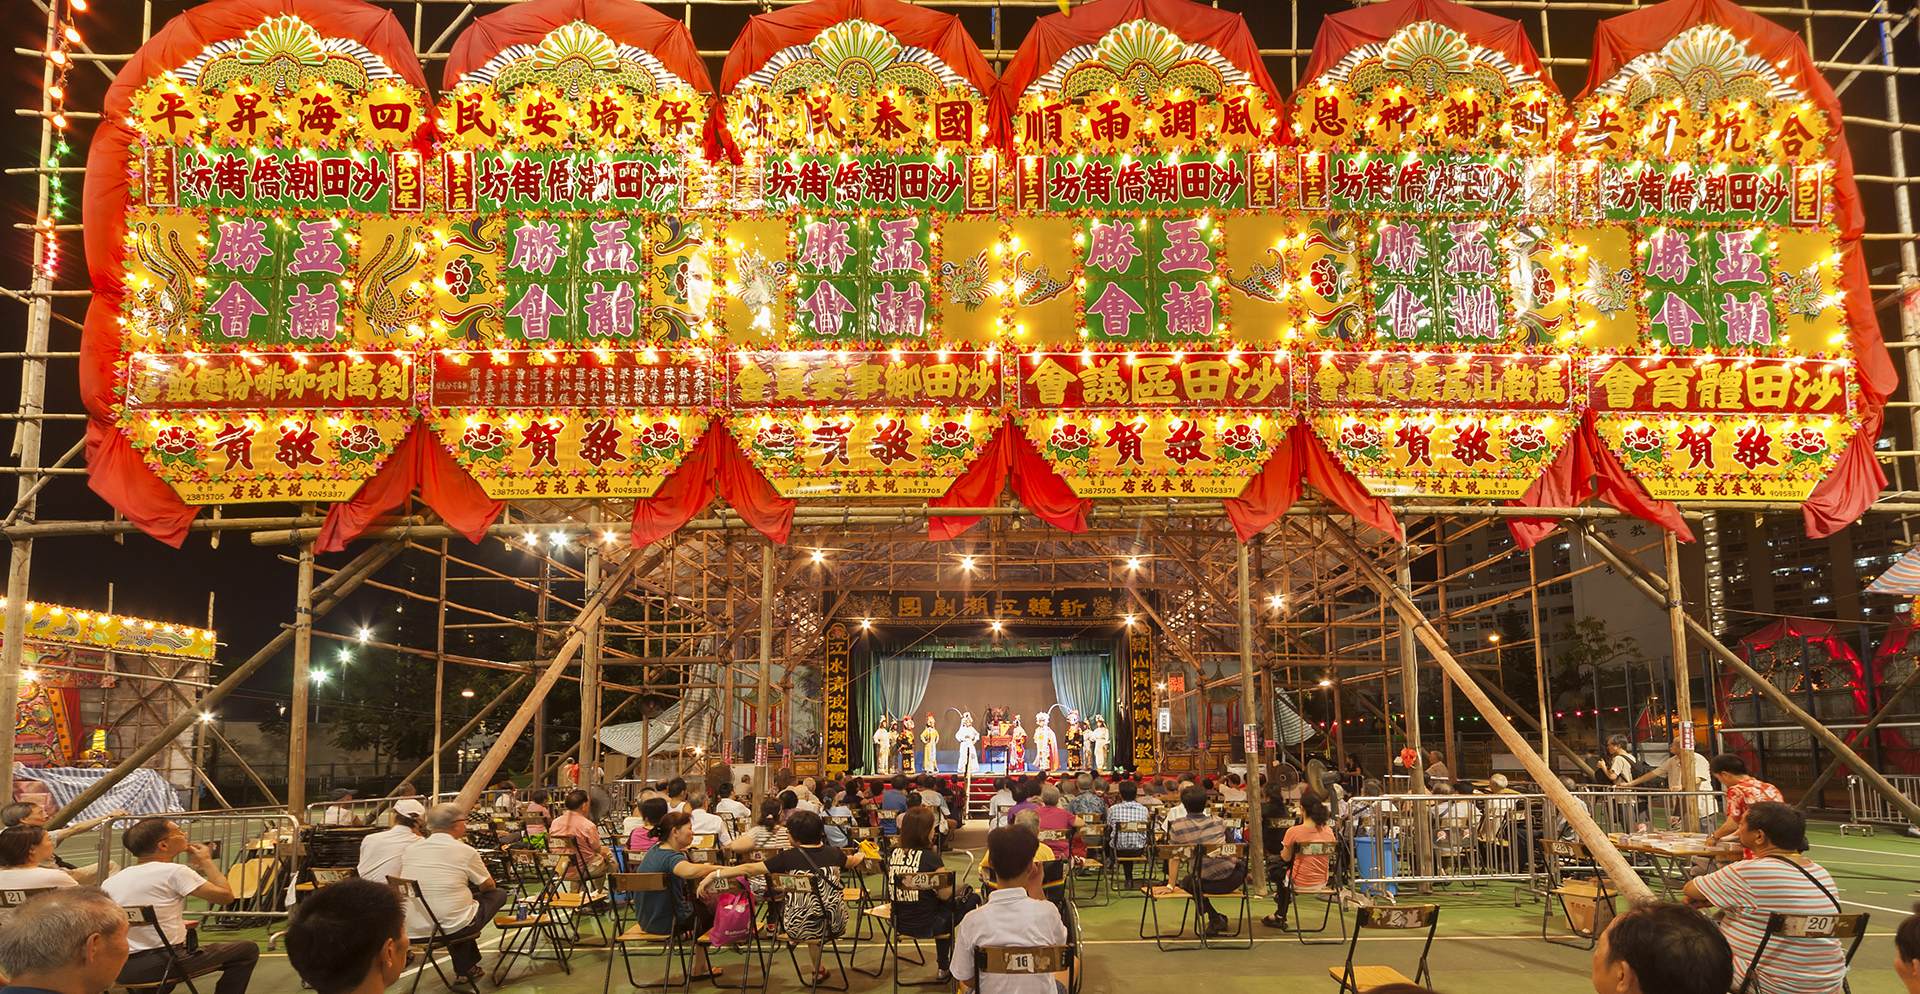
xmin=1009 ymin=716 xmax=1027 ymax=773
xmin=1063 ymin=711 xmax=1085 ymax=769
xmin=1086 ymin=715 xmax=1111 ymax=772
xmin=955 ymin=712 xmax=980 ymax=774
xmin=1034 ymin=712 xmax=1059 ymax=772
xmin=899 ymin=715 xmax=916 ymax=774
xmin=873 ymin=716 xmax=896 ymax=774
xmin=920 ymin=713 xmax=939 ymax=773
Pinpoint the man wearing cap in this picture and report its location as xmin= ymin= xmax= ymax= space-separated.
xmin=319 ymin=789 xmax=361 ymax=826
xmin=355 ymin=799 xmax=425 ymax=884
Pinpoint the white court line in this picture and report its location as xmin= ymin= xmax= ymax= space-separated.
xmin=1845 ymin=897 xmax=1920 ymax=916
xmin=1815 ymin=841 xmax=1920 ymax=858
xmin=1082 ymin=932 xmax=1901 ymax=945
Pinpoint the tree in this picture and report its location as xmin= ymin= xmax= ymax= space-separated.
xmin=1549 ymin=616 xmax=1646 ymax=711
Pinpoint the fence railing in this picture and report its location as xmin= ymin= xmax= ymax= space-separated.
xmin=78 ymin=810 xmax=305 ymax=930
xmin=1844 ymin=774 xmax=1920 ymax=834
xmin=302 ymin=794 xmax=427 ymax=829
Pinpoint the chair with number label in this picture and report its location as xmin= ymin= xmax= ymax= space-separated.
xmin=1073 ymin=819 xmax=1109 ymax=906
xmin=1286 ymin=840 xmax=1347 ymax=945
xmin=1330 ymin=904 xmax=1439 ymax=993
xmin=1737 ymin=912 xmax=1869 ymax=994
xmin=604 ymin=871 xmax=690 ymax=993
xmin=867 ymin=867 xmax=955 ymax=993
xmin=972 ymin=945 xmax=1067 ymax=994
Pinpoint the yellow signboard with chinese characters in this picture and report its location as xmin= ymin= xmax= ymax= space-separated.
xmin=16 ymin=600 xmax=216 ymax=660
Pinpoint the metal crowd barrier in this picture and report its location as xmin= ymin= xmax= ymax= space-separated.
xmin=82 ymin=808 xmax=305 ymax=930
xmin=1557 ymin=788 xmax=1723 ymax=836
xmin=1341 ymin=792 xmax=1546 ymax=895
xmin=1843 ymin=774 xmax=1920 ymax=835
xmin=303 ymin=793 xmax=427 ymax=828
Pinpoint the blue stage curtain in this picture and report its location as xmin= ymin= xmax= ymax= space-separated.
xmin=859 ymin=655 xmax=933 ymax=773
xmin=1049 ymin=653 xmax=1115 ymax=744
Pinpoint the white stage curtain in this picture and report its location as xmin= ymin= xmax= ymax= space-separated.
xmin=859 ymin=655 xmax=933 ymax=772
xmin=1049 ymin=653 xmax=1116 ymax=748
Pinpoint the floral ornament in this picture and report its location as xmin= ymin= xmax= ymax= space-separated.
xmin=1215 ymin=422 xmax=1267 ymax=463
xmin=443 ymin=256 xmax=480 ymax=299
xmin=1618 ymin=423 xmax=1665 ymax=464
xmin=1506 ymin=422 xmax=1551 ymax=461
xmin=753 ymin=422 xmax=798 ymax=460
xmin=151 ymin=425 xmax=203 ymax=468
xmin=335 ymin=423 xmax=387 ymax=464
xmin=460 ymin=421 xmax=509 ymax=462
xmin=1338 ymin=421 xmax=1385 ymax=459
xmin=1047 ymin=423 xmax=1094 ymax=462
xmin=927 ymin=420 xmax=974 ymax=459
xmin=1308 ymin=257 xmax=1341 ymax=299
xmin=637 ymin=421 xmax=683 ymax=459
xmin=1781 ymin=426 xmax=1829 ymax=466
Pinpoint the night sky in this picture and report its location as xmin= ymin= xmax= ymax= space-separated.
xmin=2 ymin=1 xmax=1914 ymax=720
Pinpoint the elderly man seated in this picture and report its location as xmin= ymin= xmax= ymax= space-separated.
xmin=397 ymin=803 xmax=511 ymax=985
xmin=0 ymin=887 xmax=131 ymax=994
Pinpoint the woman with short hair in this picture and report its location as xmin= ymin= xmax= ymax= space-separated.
xmin=884 ymin=806 xmax=955 ymax=983
xmin=1684 ymin=802 xmax=1846 ymax=994
xmin=0 ymin=825 xmax=78 ymax=889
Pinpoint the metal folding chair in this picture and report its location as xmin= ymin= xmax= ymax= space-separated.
xmin=385 ymin=878 xmax=469 ymax=994
xmin=1540 ymin=839 xmax=1613 ymax=949
xmin=604 ymin=871 xmax=691 ymax=993
xmin=1286 ymin=841 xmax=1347 ymax=946
xmin=1330 ymin=904 xmax=1440 ymax=993
xmin=1738 ymin=912 xmax=1869 ymax=994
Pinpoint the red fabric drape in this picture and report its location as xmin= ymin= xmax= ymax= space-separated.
xmin=925 ymin=418 xmax=1091 ymax=541
xmin=443 ymin=0 xmax=714 ymax=92
xmin=81 ymin=0 xmax=428 ymax=543
xmin=628 ymin=426 xmax=795 ymax=546
xmin=1583 ymin=0 xmax=1893 ymax=535
xmin=1804 ymin=408 xmax=1887 ymax=540
xmin=1000 ymin=0 xmax=1283 ymax=108
xmin=316 ymin=423 xmax=503 ymax=552
xmin=1505 ymin=410 xmax=1694 ymax=549
xmin=1224 ymin=423 xmax=1402 ymax=542
xmin=1298 ymin=0 xmax=1546 ymax=84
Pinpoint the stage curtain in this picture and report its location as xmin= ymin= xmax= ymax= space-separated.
xmin=1050 ymin=653 xmax=1116 ymax=737
xmin=859 ymin=655 xmax=933 ymax=771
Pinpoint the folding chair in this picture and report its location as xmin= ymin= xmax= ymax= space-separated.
xmin=695 ymin=876 xmax=772 ymax=993
xmin=1329 ymin=904 xmax=1440 ymax=993
xmin=1138 ymin=842 xmax=1251 ymax=951
xmin=1540 ymin=839 xmax=1613 ymax=949
xmin=972 ymin=945 xmax=1068 ymax=994
xmin=1107 ymin=820 xmax=1152 ymax=898
xmin=604 ymin=871 xmax=691 ymax=993
xmin=1074 ymin=819 xmax=1109 ymax=906
xmin=1286 ymin=841 xmax=1347 ymax=946
xmin=386 ymin=878 xmax=471 ymax=994
xmin=117 ymin=905 xmax=219 ymax=994
xmin=770 ymin=871 xmax=853 ymax=992
xmin=1738 ymin=912 xmax=1870 ymax=994
xmin=0 ymin=886 xmax=59 ymax=910
xmin=869 ymin=868 xmax=955 ymax=993
xmin=490 ymin=849 xmax=577 ymax=985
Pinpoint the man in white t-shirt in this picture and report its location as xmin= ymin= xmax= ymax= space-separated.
xmin=354 ymin=799 xmax=425 ymax=884
xmin=101 ymin=816 xmax=257 ymax=994
xmin=397 ymin=803 xmax=508 ymax=983
xmin=687 ymin=793 xmax=734 ymax=844
xmin=1622 ymin=737 xmax=1719 ymax=824
xmin=318 ymin=789 xmax=360 ymax=826
xmin=712 ymin=781 xmax=752 ymax=821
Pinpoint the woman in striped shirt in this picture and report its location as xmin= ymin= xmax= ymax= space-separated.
xmin=1684 ymin=802 xmax=1846 ymax=994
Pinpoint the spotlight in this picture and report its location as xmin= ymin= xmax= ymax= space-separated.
xmin=1125 ymin=557 xmax=1141 ymax=571
xmin=199 ymin=711 xmax=216 ymax=723
xmin=1488 ymin=633 xmax=1502 ymax=644
xmin=356 ymin=626 xmax=371 ymax=643
xmin=960 ymin=555 xmax=976 ymax=571
xmin=1318 ymin=678 xmax=1333 ymax=688
xmin=1268 ymin=594 xmax=1285 ymax=609
xmin=459 ymin=688 xmax=476 ymax=698
xmin=989 ymin=619 xmax=1003 ymax=633
xmin=859 ymin=618 xmax=873 ymax=630
xmin=1123 ymin=613 xmax=1136 ymax=627
xmin=810 ymin=548 xmax=826 ymax=564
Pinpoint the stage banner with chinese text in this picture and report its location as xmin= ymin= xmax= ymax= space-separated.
xmin=824 ymin=621 xmax=851 ymax=775
xmin=1128 ymin=622 xmax=1155 ymax=776
xmin=113 ymin=12 xmax=432 ymax=503
xmin=1570 ymin=23 xmax=1861 ymax=500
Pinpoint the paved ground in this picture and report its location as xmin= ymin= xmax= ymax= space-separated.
xmin=166 ymin=822 xmax=1917 ymax=994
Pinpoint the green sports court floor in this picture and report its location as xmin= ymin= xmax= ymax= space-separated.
xmin=178 ymin=822 xmax=1920 ymax=994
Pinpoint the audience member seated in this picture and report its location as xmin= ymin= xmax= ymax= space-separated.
xmin=741 ymin=798 xmax=794 ymax=853
xmin=637 ymin=811 xmax=760 ymax=983
xmin=0 ymin=887 xmax=130 ymax=994
xmin=286 ymin=878 xmax=409 ymax=994
xmin=1708 ymin=754 xmax=1783 ymax=848
xmin=0 ymin=825 xmax=78 ymax=890
xmin=1033 ymin=785 xmax=1082 ymax=861
xmin=354 ymin=799 xmax=424 ymax=884
xmin=953 ymin=825 xmax=1066 ymax=994
xmin=713 ymin=781 xmax=751 ymax=822
xmin=987 ymin=778 xmax=1016 ymax=827
xmin=1266 ymin=790 xmax=1335 ymax=930
xmin=1895 ymin=905 xmax=1920 ymax=994
xmin=519 ymin=790 xmax=552 ymax=832
xmin=1684 ymin=802 xmax=1845 ymax=994
xmin=1105 ymin=780 xmax=1150 ymax=887
xmin=1164 ymin=785 xmax=1246 ymax=937
xmin=1067 ymin=774 xmax=1106 ymax=821
xmin=688 ymin=792 xmax=733 ymax=845
xmin=886 ymin=806 xmax=958 ymax=982
xmin=398 ymin=803 xmax=510 ymax=985
xmin=627 ymin=797 xmax=670 ymax=856
xmin=102 ymin=816 xmax=257 ymax=994
xmin=717 ymin=810 xmax=862 ymax=985
xmin=548 ymin=789 xmax=611 ymax=878
xmin=319 ymin=789 xmax=361 ymax=826
xmin=1591 ymin=902 xmax=1732 ymax=994
xmin=0 ymin=801 xmax=124 ymax=885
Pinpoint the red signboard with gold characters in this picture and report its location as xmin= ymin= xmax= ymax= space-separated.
xmin=79 ymin=0 xmax=1893 ymax=547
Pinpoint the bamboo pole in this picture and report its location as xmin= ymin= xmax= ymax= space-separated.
xmin=49 ymin=544 xmax=401 ymax=827
xmin=1576 ymin=525 xmax=1920 ymax=828
xmin=286 ymin=533 xmax=316 ymax=819
xmin=532 ymin=559 xmax=550 ymax=783
xmin=755 ymin=542 xmax=775 ymax=801
xmin=1796 ymin=662 xmax=1920 ymax=807
xmin=581 ymin=509 xmax=603 ymax=774
xmin=433 ymin=538 xmax=448 ymax=797
xmin=454 ymin=552 xmax=641 ymax=810
xmin=1236 ymin=542 xmax=1267 ymax=896
xmin=396 ymin=675 xmax=528 ymax=796
xmin=1663 ymin=531 xmax=1700 ymax=832
xmin=1317 ymin=520 xmax=1656 ymax=904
